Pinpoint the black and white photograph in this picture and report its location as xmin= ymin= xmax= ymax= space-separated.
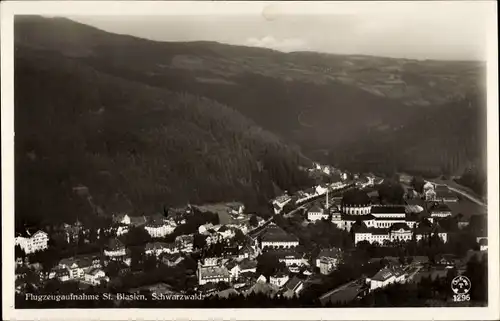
xmin=2 ymin=1 xmax=499 ymax=320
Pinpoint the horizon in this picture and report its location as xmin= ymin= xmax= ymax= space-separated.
xmin=65 ymin=2 xmax=490 ymax=62
xmin=32 ymin=15 xmax=487 ymax=63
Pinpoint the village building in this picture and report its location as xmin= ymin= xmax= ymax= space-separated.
xmin=58 ymin=256 xmax=94 ymax=280
xmin=319 ymin=257 xmax=338 ymax=275
xmin=316 ymin=248 xmax=342 ymax=274
xmin=238 ymin=258 xmax=257 ymax=274
xmin=197 ymin=257 xmax=230 ymax=286
xmin=414 ymin=224 xmax=448 ymax=243
xmin=112 ymin=213 xmax=131 ymax=225
xmin=428 ymin=202 xmax=453 ymax=218
xmin=342 ymin=204 xmax=372 ymax=215
xmin=479 ymin=238 xmax=488 ymax=251
xmin=161 ymin=253 xmax=184 ymax=266
xmin=272 ymin=194 xmax=292 ymax=214
xmin=315 ymin=184 xmax=329 ymax=196
xmin=457 ymin=216 xmax=470 ymax=229
xmin=15 ymin=229 xmax=49 ymax=254
xmin=434 ymin=185 xmax=459 ymax=202
xmin=354 ymin=222 xmax=447 ymax=245
xmin=283 ymin=276 xmax=305 ymax=298
xmin=175 ymin=234 xmax=194 ymax=252
xmin=103 ymin=238 xmax=131 ymax=266
xmin=228 ymin=203 xmax=245 ymax=216
xmin=434 ymin=254 xmax=458 ymax=267
xmin=129 ymin=216 xmax=148 ymax=227
xmin=84 ymin=268 xmax=109 ymax=285
xmin=145 ymin=242 xmax=177 ymax=256
xmin=145 ymin=216 xmax=176 ymax=238
xmin=260 ymin=224 xmax=299 ymax=249
xmin=237 ymin=244 xmax=256 ymax=260
xmin=226 ymin=260 xmax=241 ymax=280
xmin=49 ymin=267 xmax=70 ymax=282
xmin=104 ymin=238 xmax=126 ymax=257
xmin=366 ymin=266 xmax=406 ymax=291
xmin=477 ymin=236 xmax=488 ymax=251
xmin=217 ymin=225 xmax=235 ymax=239
xmin=307 ymin=204 xmax=329 ymax=221
xmin=269 ymin=272 xmax=290 ymax=288
xmin=276 ymin=251 xmax=304 ymax=267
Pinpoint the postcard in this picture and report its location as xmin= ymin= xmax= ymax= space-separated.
xmin=1 ymin=1 xmax=499 ymax=320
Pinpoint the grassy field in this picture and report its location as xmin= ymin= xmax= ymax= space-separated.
xmin=194 ymin=202 xmax=243 ymax=225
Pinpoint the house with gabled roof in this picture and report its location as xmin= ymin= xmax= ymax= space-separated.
xmin=428 ymin=202 xmax=453 ymax=218
xmin=58 ymin=256 xmax=94 ymax=280
xmin=308 ymin=203 xmax=329 ymax=221
xmin=112 ymin=213 xmax=131 ymax=225
xmin=366 ymin=266 xmax=406 ymax=291
xmin=161 ymin=253 xmax=184 ymax=266
xmin=260 ymin=224 xmax=299 ymax=249
xmin=84 ymin=268 xmax=109 ymax=285
xmin=197 ymin=259 xmax=230 ymax=286
xmin=145 ymin=216 xmax=176 ymax=238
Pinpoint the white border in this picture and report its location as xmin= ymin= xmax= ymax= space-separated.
xmin=1 ymin=1 xmax=498 ymax=320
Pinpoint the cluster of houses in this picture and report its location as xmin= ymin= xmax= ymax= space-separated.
xmin=302 ymin=183 xmax=467 ymax=246
xmin=271 ymin=168 xmax=352 ymax=215
xmin=49 ymin=255 xmax=109 ymax=286
xmin=196 ymin=222 xmax=344 ymax=298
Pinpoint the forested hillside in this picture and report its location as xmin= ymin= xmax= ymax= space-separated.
xmin=330 ymin=92 xmax=486 ymax=174
xmin=15 ymin=46 xmax=314 ymax=225
xmin=14 ymin=16 xmax=488 ymax=226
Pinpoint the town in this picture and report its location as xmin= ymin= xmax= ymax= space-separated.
xmin=14 ymin=164 xmax=488 ymax=308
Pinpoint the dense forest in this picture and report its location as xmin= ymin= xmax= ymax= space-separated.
xmin=15 ymin=46 xmax=314 ymax=225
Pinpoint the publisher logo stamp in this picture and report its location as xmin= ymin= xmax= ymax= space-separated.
xmin=451 ymin=275 xmax=471 ymax=302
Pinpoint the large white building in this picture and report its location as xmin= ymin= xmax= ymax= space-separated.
xmin=354 ymin=222 xmax=448 ymax=245
xmin=260 ymin=224 xmax=299 ymax=249
xmin=15 ymin=230 xmax=49 ymax=254
xmin=307 ymin=204 xmax=329 ymax=221
xmin=145 ymin=217 xmax=176 ymax=238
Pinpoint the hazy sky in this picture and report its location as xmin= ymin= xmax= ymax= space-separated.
xmin=70 ymin=2 xmax=492 ymax=61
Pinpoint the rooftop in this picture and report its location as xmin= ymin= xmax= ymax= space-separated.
xmin=341 ymin=214 xmax=375 ymax=221
xmin=318 ymin=248 xmax=341 ymax=258
xmin=389 ymin=223 xmax=412 ymax=232
xmin=371 ymin=205 xmax=406 ymax=214
xmin=308 ymin=204 xmax=323 ymax=213
xmin=261 ymin=226 xmax=299 ymax=243
xmin=239 ymin=259 xmax=258 ymax=270
xmin=145 ymin=242 xmax=173 ymax=251
xmin=106 ymin=238 xmax=125 ymax=251
xmin=429 ymin=203 xmax=452 ymax=212
xmin=285 ymin=276 xmax=303 ymax=291
xmin=370 ymin=267 xmax=403 ymax=282
xmin=199 ymin=265 xmax=230 ymax=279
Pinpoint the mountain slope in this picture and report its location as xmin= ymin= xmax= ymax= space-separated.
xmin=15 ymin=46 xmax=314 ymax=225
xmin=330 ymin=92 xmax=487 ymax=179
xmin=14 ymin=16 xmax=487 ymax=223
